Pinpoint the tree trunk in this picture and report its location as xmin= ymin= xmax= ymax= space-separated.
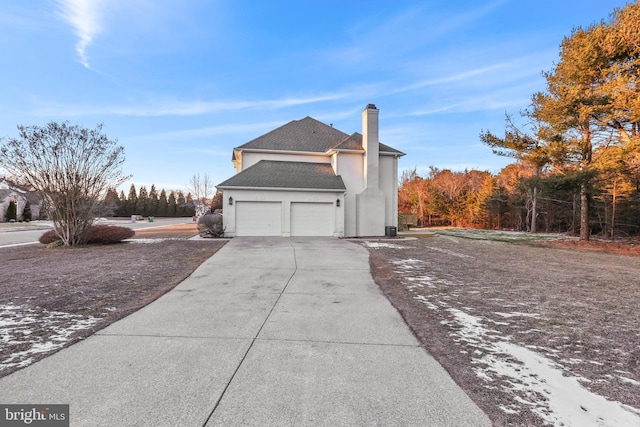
xmin=611 ymin=180 xmax=617 ymax=241
xmin=531 ymin=186 xmax=538 ymax=234
xmin=580 ymin=184 xmax=590 ymax=241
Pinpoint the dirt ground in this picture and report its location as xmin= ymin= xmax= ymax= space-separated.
xmin=365 ymin=231 xmax=640 ymax=426
xmin=0 ymin=224 xmax=225 ymax=377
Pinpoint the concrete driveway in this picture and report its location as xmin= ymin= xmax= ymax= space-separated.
xmin=0 ymin=237 xmax=490 ymax=426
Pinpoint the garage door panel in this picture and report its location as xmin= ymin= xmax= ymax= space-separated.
xmin=236 ymin=202 xmax=282 ymax=236
xmin=291 ymin=202 xmax=332 ymax=236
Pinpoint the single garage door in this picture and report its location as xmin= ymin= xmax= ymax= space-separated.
xmin=236 ymin=201 xmax=282 ymax=236
xmin=290 ymin=202 xmax=333 ymax=236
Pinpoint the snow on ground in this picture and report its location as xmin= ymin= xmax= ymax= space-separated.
xmin=361 ymin=241 xmax=407 ymax=249
xmin=424 ymin=246 xmax=473 ymax=258
xmin=0 ymin=304 xmax=101 ymax=374
xmin=389 ymin=257 xmax=640 ymax=427
xmin=126 ymin=238 xmax=175 ymax=243
xmin=433 ymin=228 xmax=566 ymax=242
xmin=448 ymin=308 xmax=640 ymax=427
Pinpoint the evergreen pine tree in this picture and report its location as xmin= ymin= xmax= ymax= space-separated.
xmin=22 ymin=201 xmax=32 ymax=221
xmin=137 ymin=186 xmax=149 ymax=216
xmin=167 ymin=191 xmax=177 ymax=217
xmin=117 ymin=190 xmax=127 ymax=216
xmin=176 ymin=191 xmax=186 ymax=217
xmin=158 ymin=189 xmax=168 ymax=217
xmin=6 ymin=199 xmax=17 ymax=221
xmin=185 ymin=192 xmax=196 ymax=216
xmin=148 ymin=184 xmax=159 ymax=216
xmin=127 ymin=184 xmax=138 ymax=216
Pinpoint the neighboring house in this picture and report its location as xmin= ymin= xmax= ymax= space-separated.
xmin=192 ymin=200 xmax=209 ymax=217
xmin=217 ymin=104 xmax=405 ymax=237
xmin=0 ymin=179 xmax=42 ymax=222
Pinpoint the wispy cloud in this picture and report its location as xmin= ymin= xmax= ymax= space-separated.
xmin=56 ymin=0 xmax=105 ymax=68
xmin=29 ymin=92 xmax=353 ymax=117
xmin=125 ymin=121 xmax=285 ymax=144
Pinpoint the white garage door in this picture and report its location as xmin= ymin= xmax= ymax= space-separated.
xmin=236 ymin=201 xmax=282 ymax=236
xmin=290 ymin=202 xmax=333 ymax=236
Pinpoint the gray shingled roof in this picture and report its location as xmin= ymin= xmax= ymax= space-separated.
xmin=238 ymin=117 xmax=349 ymax=153
xmin=218 ymin=160 xmax=346 ymax=191
xmin=236 ymin=116 xmax=404 ymax=155
xmin=332 ymin=133 xmax=363 ymax=151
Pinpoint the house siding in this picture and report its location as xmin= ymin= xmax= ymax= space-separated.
xmin=335 ymin=152 xmax=365 ymax=237
xmin=241 ymin=152 xmax=330 ymax=171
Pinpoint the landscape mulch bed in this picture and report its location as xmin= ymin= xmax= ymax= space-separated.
xmin=0 ymin=224 xmax=225 ymax=377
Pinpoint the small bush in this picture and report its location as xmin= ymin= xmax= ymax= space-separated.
xmin=38 ymin=229 xmax=59 ymax=244
xmin=39 ymin=225 xmax=135 ymax=245
xmin=197 ymin=213 xmax=224 ymax=238
xmin=22 ymin=201 xmax=32 ymax=222
xmin=6 ymin=200 xmax=17 ymax=222
xmin=87 ymin=225 xmax=135 ymax=244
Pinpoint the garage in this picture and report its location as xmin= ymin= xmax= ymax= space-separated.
xmin=290 ymin=202 xmax=333 ymax=236
xmin=235 ymin=201 xmax=282 ymax=236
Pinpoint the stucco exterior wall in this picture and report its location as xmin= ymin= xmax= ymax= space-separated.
xmin=334 ymin=152 xmax=365 ymax=237
xmin=240 ymin=152 xmax=330 ymax=171
xmin=379 ymin=155 xmax=399 ymax=227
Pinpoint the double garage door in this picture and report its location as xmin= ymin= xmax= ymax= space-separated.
xmin=235 ymin=201 xmax=332 ymax=236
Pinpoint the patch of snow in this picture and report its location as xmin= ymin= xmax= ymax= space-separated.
xmin=448 ymin=307 xmax=640 ymax=427
xmin=126 ymin=238 xmax=169 ymax=243
xmin=413 ymin=295 xmax=438 ymax=311
xmin=618 ymin=376 xmax=640 ymax=386
xmin=486 ymin=319 xmax=510 ymax=326
xmin=390 ymin=259 xmax=427 ymax=268
xmin=361 ymin=241 xmax=406 ymax=249
xmin=499 ymin=405 xmax=521 ymax=415
xmin=0 ymin=305 xmax=101 ymax=374
xmin=495 ymin=311 xmax=541 ymax=318
xmin=424 ymin=246 xmax=473 ymax=258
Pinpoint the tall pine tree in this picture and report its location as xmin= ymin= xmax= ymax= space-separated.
xmin=127 ymin=184 xmax=138 ymax=216
xmin=137 ymin=186 xmax=149 ymax=216
xmin=158 ymin=189 xmax=168 ymax=217
xmin=148 ymin=184 xmax=159 ymax=216
xmin=117 ymin=190 xmax=127 ymax=216
xmin=531 ymin=22 xmax=611 ymax=241
xmin=176 ymin=191 xmax=186 ymax=217
xmin=167 ymin=191 xmax=177 ymax=217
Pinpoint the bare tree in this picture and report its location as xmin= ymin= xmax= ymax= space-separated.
xmin=187 ymin=173 xmax=214 ymax=204
xmin=0 ymin=122 xmax=130 ymax=245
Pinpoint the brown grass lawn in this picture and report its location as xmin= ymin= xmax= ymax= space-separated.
xmin=365 ymin=232 xmax=640 ymax=426
xmin=0 ymin=224 xmax=225 ymax=377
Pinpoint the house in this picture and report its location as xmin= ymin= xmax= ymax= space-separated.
xmin=0 ymin=179 xmax=42 ymax=222
xmin=217 ymin=104 xmax=405 ymax=237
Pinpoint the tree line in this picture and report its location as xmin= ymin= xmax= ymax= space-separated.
xmin=105 ymin=184 xmax=224 ymax=218
xmin=401 ymin=3 xmax=640 ymax=241
xmin=399 ymin=163 xmax=640 ymax=238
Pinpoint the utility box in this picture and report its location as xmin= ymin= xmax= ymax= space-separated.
xmin=385 ymin=226 xmax=397 ymax=237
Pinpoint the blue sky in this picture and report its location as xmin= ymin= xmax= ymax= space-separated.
xmin=0 ymin=0 xmax=632 ymax=194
